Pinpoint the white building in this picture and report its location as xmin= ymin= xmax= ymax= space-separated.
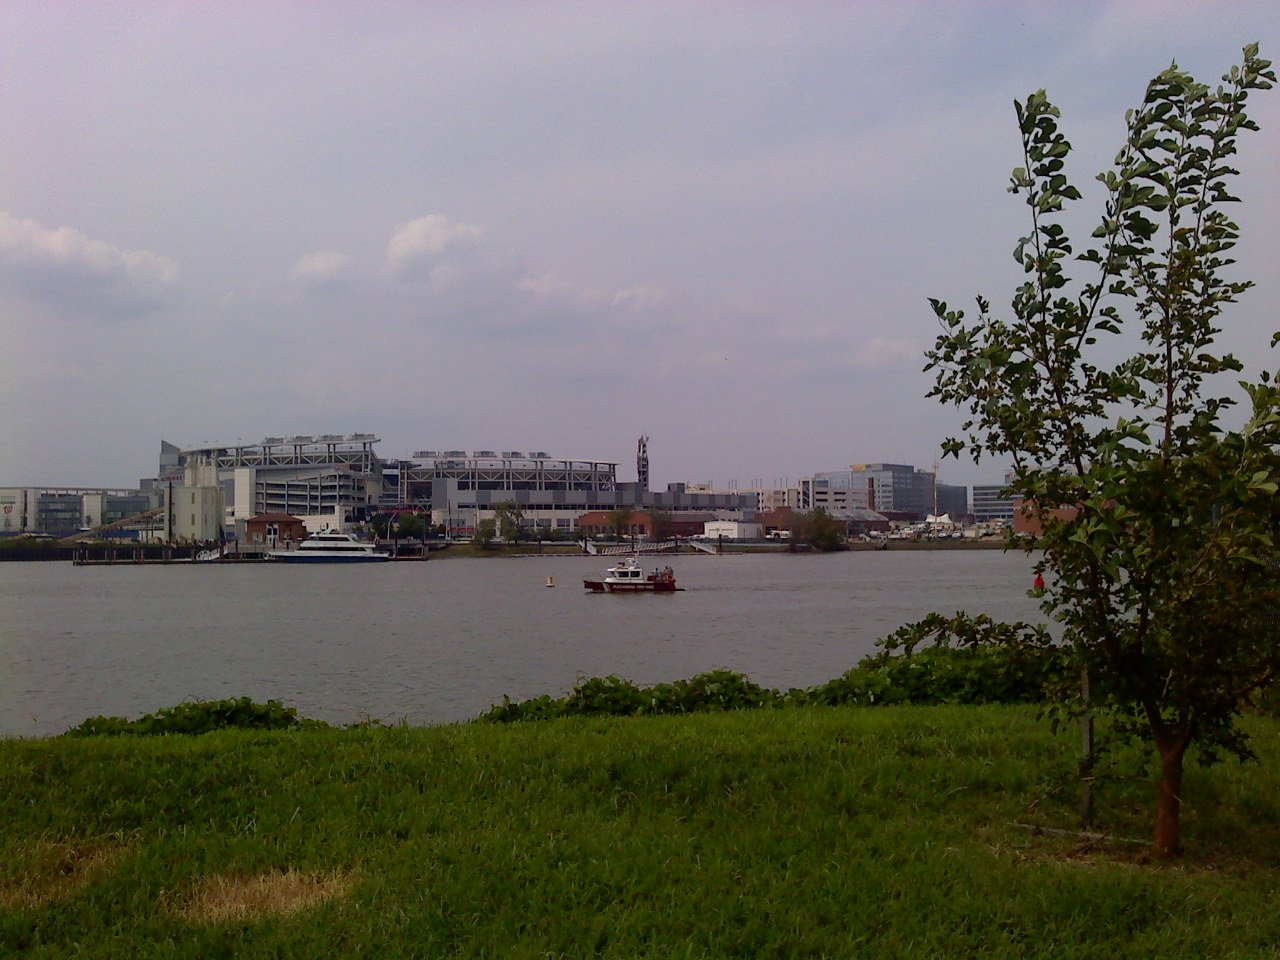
xmin=703 ymin=520 xmax=763 ymax=540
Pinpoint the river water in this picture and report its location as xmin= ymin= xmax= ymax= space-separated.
xmin=0 ymin=550 xmax=1042 ymax=738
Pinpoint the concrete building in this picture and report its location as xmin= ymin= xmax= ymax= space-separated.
xmin=685 ymin=482 xmax=800 ymax=513
xmin=164 ymin=435 xmax=384 ymax=534
xmin=972 ymin=472 xmax=1016 ymax=523
xmin=703 ymin=520 xmax=763 ymax=540
xmin=393 ymin=451 xmax=755 ymax=537
xmin=163 ymin=484 xmax=225 ymax=543
xmin=935 ymin=483 xmax=970 ymax=521
xmin=802 ymin=464 xmax=927 ymax=518
xmin=0 ymin=486 xmax=158 ymax=537
xmin=0 ymin=488 xmax=40 ymax=535
xmin=798 ymin=474 xmax=870 ymax=516
xmin=576 ymin=510 xmax=713 ymax=539
xmin=395 ymin=451 xmax=621 ymax=537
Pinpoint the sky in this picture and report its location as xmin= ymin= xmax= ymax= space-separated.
xmin=2 ymin=2 xmax=1277 ymax=491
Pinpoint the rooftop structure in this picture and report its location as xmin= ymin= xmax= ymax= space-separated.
xmin=176 ymin=435 xmax=381 ymax=472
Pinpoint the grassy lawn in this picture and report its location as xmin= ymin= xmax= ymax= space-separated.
xmin=4 ymin=706 xmax=1280 ymax=958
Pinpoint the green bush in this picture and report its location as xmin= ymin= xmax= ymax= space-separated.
xmin=563 ymin=675 xmax=649 ymax=717
xmin=647 ymin=669 xmax=779 ymax=714
xmin=480 ymin=671 xmax=777 ymax=723
xmin=65 ymin=697 xmax=320 ymax=737
xmin=802 ymin=645 xmax=1067 ymax=708
xmin=481 ymin=647 xmax=1067 ymax=723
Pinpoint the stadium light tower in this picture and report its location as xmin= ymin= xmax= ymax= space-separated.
xmin=637 ymin=435 xmax=649 ymax=492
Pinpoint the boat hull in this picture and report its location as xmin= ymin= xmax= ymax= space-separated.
xmin=268 ymin=553 xmax=390 ymax=563
xmin=583 ymin=579 xmax=679 ymax=593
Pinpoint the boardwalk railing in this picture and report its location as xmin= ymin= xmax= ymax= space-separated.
xmin=582 ymin=540 xmax=679 ymax=557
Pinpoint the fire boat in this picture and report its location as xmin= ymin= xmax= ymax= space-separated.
xmin=583 ymin=556 xmax=681 ymax=593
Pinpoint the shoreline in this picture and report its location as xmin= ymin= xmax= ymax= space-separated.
xmin=0 ymin=538 xmax=1022 ymax=562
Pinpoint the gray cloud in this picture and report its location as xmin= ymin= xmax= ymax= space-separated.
xmin=0 ymin=211 xmax=181 ymax=319
xmin=0 ymin=3 xmax=1276 ymax=488
xmin=386 ymin=215 xmax=485 ymax=282
xmin=289 ymin=251 xmax=352 ymax=286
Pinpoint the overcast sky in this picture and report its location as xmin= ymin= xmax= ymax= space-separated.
xmin=2 ymin=2 xmax=1277 ymax=490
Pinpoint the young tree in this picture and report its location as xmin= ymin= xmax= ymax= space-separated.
xmin=648 ymin=509 xmax=677 ymax=543
xmin=395 ymin=513 xmax=426 ymax=540
xmin=793 ymin=508 xmax=845 ymax=552
xmin=472 ymin=518 xmax=496 ymax=549
xmin=492 ymin=500 xmax=525 ymax=544
xmin=926 ymin=46 xmax=1278 ymax=858
xmin=607 ymin=506 xmax=635 ymax=543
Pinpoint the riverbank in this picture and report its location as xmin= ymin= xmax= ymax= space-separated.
xmin=4 ymin=706 xmax=1278 ymax=957
xmin=422 ymin=537 xmax=1014 ymax=559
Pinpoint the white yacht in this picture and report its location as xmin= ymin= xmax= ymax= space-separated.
xmin=268 ymin=531 xmax=390 ymax=563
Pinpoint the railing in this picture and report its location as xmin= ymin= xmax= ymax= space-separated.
xmin=582 ymin=540 xmax=679 ymax=556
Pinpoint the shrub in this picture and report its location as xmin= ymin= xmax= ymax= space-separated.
xmin=65 ymin=697 xmax=319 ymax=737
xmin=647 ymin=670 xmax=779 ymax=714
xmin=562 ymin=675 xmax=649 ymax=717
xmin=482 ymin=646 xmax=1067 ymax=723
xmin=803 ymin=645 xmax=1067 ymax=708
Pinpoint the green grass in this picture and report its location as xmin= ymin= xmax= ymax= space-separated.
xmin=4 ymin=706 xmax=1280 ymax=958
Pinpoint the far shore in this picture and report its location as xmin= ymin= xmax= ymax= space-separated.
xmin=428 ymin=537 xmax=1017 ymax=558
xmin=0 ymin=536 xmax=1022 ymax=562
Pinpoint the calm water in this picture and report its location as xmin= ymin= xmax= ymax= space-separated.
xmin=0 ymin=550 xmax=1041 ymax=737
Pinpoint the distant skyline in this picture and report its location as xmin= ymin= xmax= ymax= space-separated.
xmin=3 ymin=3 xmax=1277 ymax=490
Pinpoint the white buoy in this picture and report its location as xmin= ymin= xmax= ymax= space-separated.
xmin=546 ymin=576 xmax=555 ymax=587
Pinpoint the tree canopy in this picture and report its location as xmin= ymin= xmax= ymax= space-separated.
xmin=925 ymin=45 xmax=1278 ymax=858
xmin=793 ymin=508 xmax=845 ymax=552
xmin=493 ymin=501 xmax=526 ymax=544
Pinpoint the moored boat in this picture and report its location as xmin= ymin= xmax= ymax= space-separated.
xmin=268 ymin=531 xmax=390 ymax=563
xmin=583 ymin=556 xmax=680 ymax=593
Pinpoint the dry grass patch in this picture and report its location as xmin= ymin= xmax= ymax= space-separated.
xmin=174 ymin=868 xmax=356 ymax=924
xmin=0 ymin=837 xmax=128 ymax=909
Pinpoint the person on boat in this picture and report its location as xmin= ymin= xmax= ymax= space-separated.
xmin=1033 ymin=572 xmax=1045 ymax=595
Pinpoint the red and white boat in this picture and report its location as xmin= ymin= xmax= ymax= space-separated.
xmin=583 ymin=556 xmax=681 ymax=593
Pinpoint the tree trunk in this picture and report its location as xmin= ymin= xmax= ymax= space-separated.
xmin=1153 ymin=741 xmax=1186 ymax=858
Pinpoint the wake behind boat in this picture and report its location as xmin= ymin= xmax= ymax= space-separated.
xmin=583 ymin=556 xmax=681 ymax=593
xmin=268 ymin=531 xmax=390 ymax=563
